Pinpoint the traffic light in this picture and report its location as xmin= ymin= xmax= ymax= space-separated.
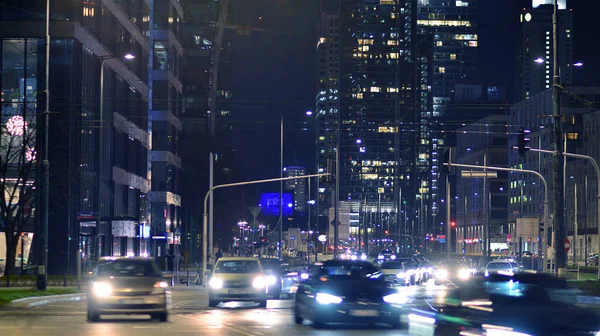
xmin=517 ymin=127 xmax=531 ymax=157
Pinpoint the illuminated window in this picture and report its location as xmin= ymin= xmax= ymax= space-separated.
xmin=353 ymin=93 xmax=364 ymax=99
xmin=362 ymin=174 xmax=378 ymax=180
xmin=319 ymin=136 xmax=325 ymax=141
xmin=417 ymin=20 xmax=471 ymax=27
xmin=220 ymin=110 xmax=230 ymax=116
xmin=438 ymin=67 xmax=446 ymax=73
xmin=360 ymin=45 xmax=370 ymax=52
xmin=387 ymin=40 xmax=398 ymax=46
xmin=371 ymin=86 xmax=381 ymax=92
xmin=378 ymin=126 xmax=397 ymax=133
xmin=389 ymin=52 xmax=399 ymax=59
xmin=454 ymin=34 xmax=478 ymax=40
xmin=450 ymin=53 xmax=457 ymax=60
xmin=436 ymin=41 xmax=443 ymax=47
xmin=83 ymin=6 xmax=95 ymax=17
xmin=567 ymin=133 xmax=579 ymax=140
xmin=469 ymin=41 xmax=478 ymax=47
xmin=387 ymin=87 xmax=398 ymax=93
xmin=380 ymin=0 xmax=394 ymax=4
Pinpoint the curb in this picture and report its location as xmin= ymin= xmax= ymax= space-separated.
xmin=9 ymin=293 xmax=87 ymax=308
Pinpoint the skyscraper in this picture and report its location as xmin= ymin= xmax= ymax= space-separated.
xmin=516 ymin=0 xmax=573 ymax=102
xmin=316 ymin=0 xmax=421 ymax=247
xmin=417 ymin=0 xmax=478 ymax=243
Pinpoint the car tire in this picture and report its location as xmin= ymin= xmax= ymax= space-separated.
xmin=208 ymin=299 xmax=219 ymax=308
xmin=87 ymin=309 xmax=100 ymax=322
xmin=294 ymin=307 xmax=303 ymax=324
xmin=152 ymin=312 xmax=168 ymax=322
xmin=258 ymin=300 xmax=267 ymax=308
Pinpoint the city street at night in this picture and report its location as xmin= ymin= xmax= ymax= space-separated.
xmin=0 ymin=285 xmax=451 ymax=336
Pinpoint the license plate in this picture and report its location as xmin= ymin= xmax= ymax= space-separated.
xmin=121 ymin=298 xmax=144 ymax=304
xmin=228 ymin=289 xmax=250 ymax=295
xmin=350 ymin=310 xmax=379 ymax=317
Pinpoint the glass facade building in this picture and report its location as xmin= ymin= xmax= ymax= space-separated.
xmin=316 ymin=0 xmax=425 ymax=248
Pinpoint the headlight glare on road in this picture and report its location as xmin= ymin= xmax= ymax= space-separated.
xmin=436 ymin=269 xmax=448 ymax=279
xmin=315 ymin=293 xmax=343 ymax=304
xmin=265 ymin=275 xmax=277 ymax=285
xmin=383 ymin=293 xmax=408 ymax=304
xmin=458 ymin=268 xmax=471 ymax=280
xmin=92 ymin=282 xmax=113 ymax=297
xmin=253 ymin=276 xmax=266 ymax=289
xmin=154 ymin=281 xmax=169 ymax=288
xmin=209 ymin=277 xmax=223 ymax=289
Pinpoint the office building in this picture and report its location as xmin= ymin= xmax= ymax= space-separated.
xmin=284 ymin=166 xmax=307 ymax=212
xmin=507 ymin=86 xmax=600 ymax=257
xmin=454 ymin=115 xmax=509 ymax=255
xmin=316 ymin=0 xmax=424 ymax=249
xmin=516 ymin=0 xmax=573 ymax=102
xmin=416 ymin=0 xmax=479 ymax=247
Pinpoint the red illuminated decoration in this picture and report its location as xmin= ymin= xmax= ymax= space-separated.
xmin=451 ymin=221 xmax=456 ymax=227
xmin=6 ymin=115 xmax=27 ymax=136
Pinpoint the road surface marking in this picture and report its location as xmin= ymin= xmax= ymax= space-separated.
xmin=177 ymin=313 xmax=264 ymax=336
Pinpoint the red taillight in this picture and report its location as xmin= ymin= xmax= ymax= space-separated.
xmin=154 ymin=281 xmax=168 ymax=288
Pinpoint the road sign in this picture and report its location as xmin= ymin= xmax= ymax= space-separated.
xmin=308 ymin=241 xmax=315 ymax=249
xmin=565 ymin=238 xmax=571 ymax=253
xmin=174 ymin=228 xmax=181 ymax=236
xmin=318 ymin=235 xmax=327 ymax=242
xmin=460 ymin=170 xmax=498 ymax=178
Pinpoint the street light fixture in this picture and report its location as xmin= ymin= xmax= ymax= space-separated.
xmin=305 ymin=110 xmax=313 ymax=116
xmin=124 ymin=53 xmax=136 ymax=60
xmin=534 ymin=57 xmax=545 ymax=64
xmin=573 ymin=62 xmax=583 ymax=67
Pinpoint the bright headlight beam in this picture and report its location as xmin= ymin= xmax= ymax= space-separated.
xmin=209 ymin=277 xmax=223 ymax=289
xmin=315 ymin=293 xmax=343 ymax=304
xmin=253 ymin=276 xmax=266 ymax=289
xmin=92 ymin=282 xmax=113 ymax=297
xmin=265 ymin=275 xmax=277 ymax=285
xmin=383 ymin=293 xmax=408 ymax=304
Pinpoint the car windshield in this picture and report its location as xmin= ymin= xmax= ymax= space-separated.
xmin=259 ymin=259 xmax=282 ymax=273
xmin=96 ymin=260 xmax=160 ymax=277
xmin=487 ymin=262 xmax=512 ymax=270
xmin=319 ymin=262 xmax=378 ymax=278
xmin=380 ymin=261 xmax=406 ymax=270
xmin=214 ymin=260 xmax=260 ymax=274
xmin=396 ymin=259 xmax=416 ymax=268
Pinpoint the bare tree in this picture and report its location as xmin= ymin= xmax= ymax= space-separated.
xmin=0 ymin=88 xmax=36 ymax=276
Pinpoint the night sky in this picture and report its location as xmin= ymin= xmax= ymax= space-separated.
xmin=229 ymin=0 xmax=600 ymax=203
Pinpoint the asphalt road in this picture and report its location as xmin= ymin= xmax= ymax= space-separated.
xmin=0 ymin=281 xmax=453 ymax=336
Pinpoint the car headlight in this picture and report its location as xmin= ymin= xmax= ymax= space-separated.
xmin=92 ymin=282 xmax=112 ymax=297
xmin=300 ymin=272 xmax=309 ymax=280
xmin=396 ymin=272 xmax=406 ymax=279
xmin=484 ymin=271 xmax=490 ymax=277
xmin=436 ymin=269 xmax=448 ymax=279
xmin=209 ymin=277 xmax=223 ymax=289
xmin=265 ymin=275 xmax=277 ymax=285
xmin=458 ymin=269 xmax=471 ymax=280
xmin=351 ymin=255 xmax=358 ymax=260
xmin=378 ymin=255 xmax=384 ymax=259
xmin=390 ymin=255 xmax=396 ymax=260
xmin=383 ymin=293 xmax=408 ymax=304
xmin=361 ymin=254 xmax=367 ymax=260
xmin=315 ymin=293 xmax=343 ymax=304
xmin=253 ymin=276 xmax=266 ymax=289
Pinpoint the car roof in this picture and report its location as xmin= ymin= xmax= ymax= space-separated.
xmin=218 ymin=257 xmax=260 ymax=261
xmin=98 ymin=257 xmax=153 ymax=262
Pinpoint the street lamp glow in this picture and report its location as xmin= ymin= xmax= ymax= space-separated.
xmin=124 ymin=53 xmax=136 ymax=60
xmin=306 ymin=110 xmax=313 ymax=116
xmin=356 ymin=139 xmax=362 ymax=144
xmin=573 ymin=62 xmax=583 ymax=67
xmin=534 ymin=58 xmax=545 ymax=64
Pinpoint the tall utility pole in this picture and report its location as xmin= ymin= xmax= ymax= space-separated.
xmin=278 ymin=114 xmax=283 ymax=259
xmin=552 ymin=0 xmax=566 ymax=276
xmin=249 ymin=207 xmax=261 ymax=256
xmin=209 ymin=152 xmax=214 ymax=261
xmin=333 ymin=118 xmax=340 ymax=259
xmin=37 ymin=0 xmax=51 ymax=291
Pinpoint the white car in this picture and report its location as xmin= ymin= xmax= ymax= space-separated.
xmin=208 ymin=257 xmax=269 ymax=308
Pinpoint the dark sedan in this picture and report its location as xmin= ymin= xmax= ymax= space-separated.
xmin=293 ymin=260 xmax=404 ymax=328
xmin=410 ymin=272 xmax=600 ymax=336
